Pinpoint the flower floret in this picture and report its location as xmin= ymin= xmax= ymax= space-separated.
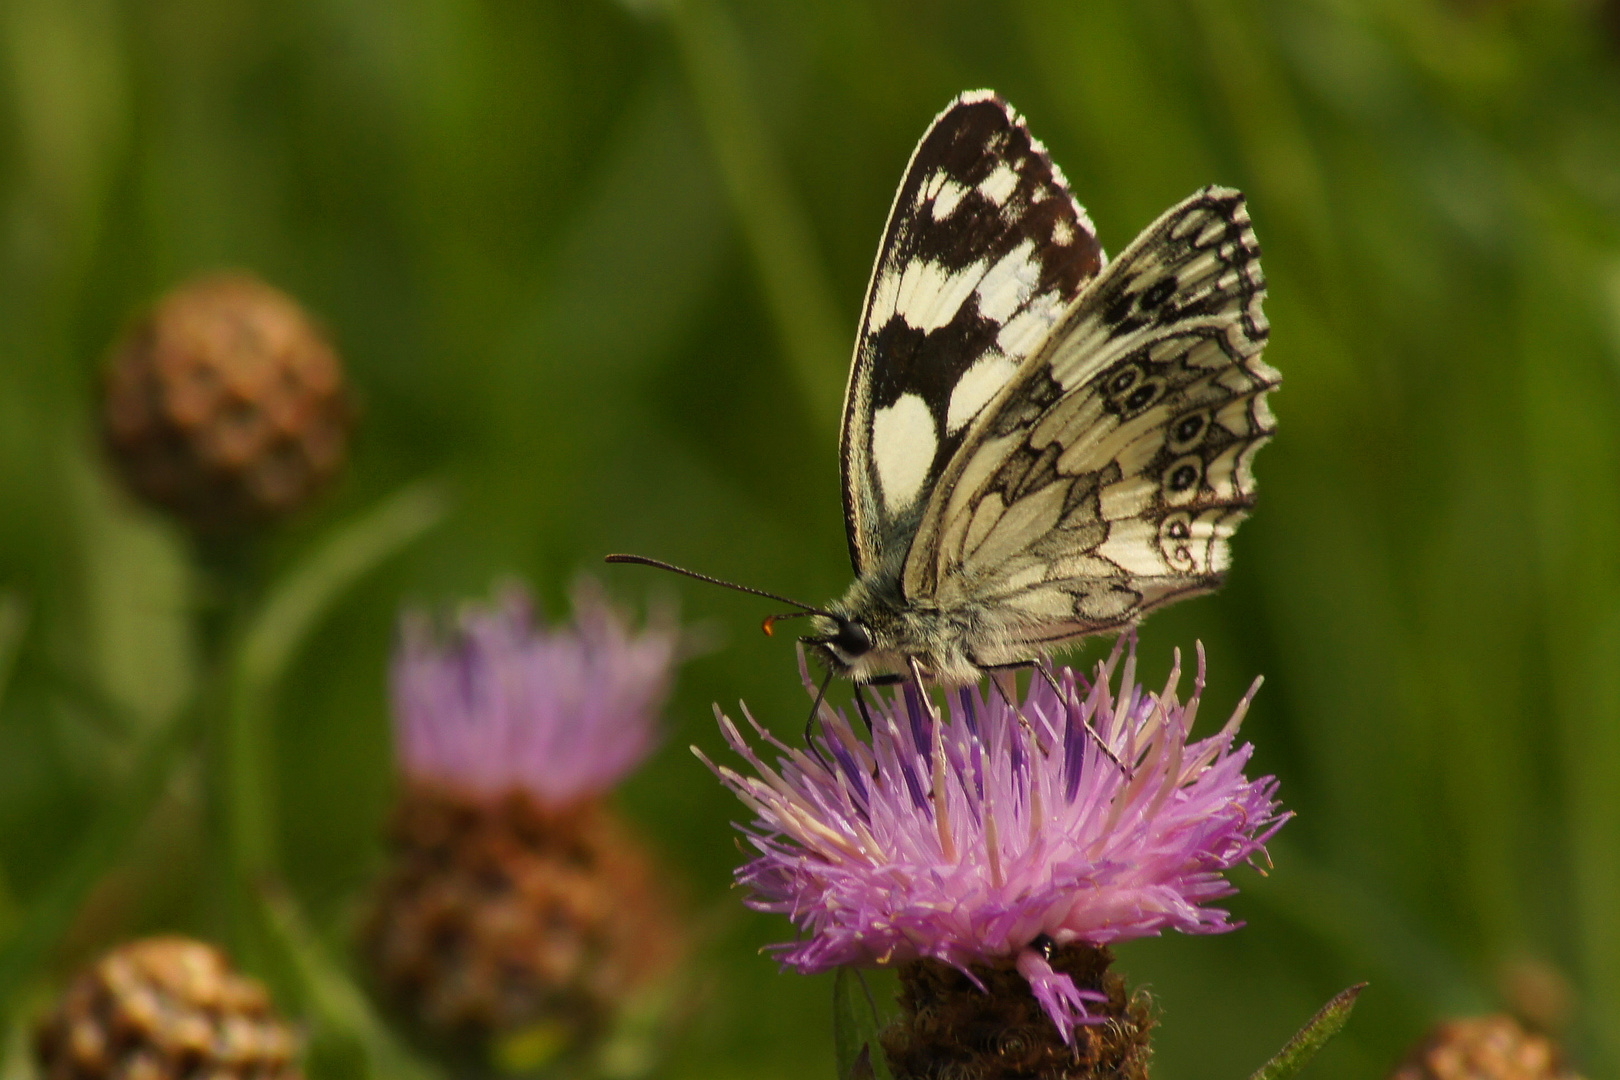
xmin=393 ymin=579 xmax=682 ymax=803
xmin=699 ymin=639 xmax=1288 ymax=1041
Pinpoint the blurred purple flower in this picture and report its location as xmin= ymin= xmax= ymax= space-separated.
xmin=393 ymin=580 xmax=681 ymax=804
xmin=701 ymin=640 xmax=1288 ymax=1042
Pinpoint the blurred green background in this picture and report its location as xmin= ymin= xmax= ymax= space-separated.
xmin=3 ymin=0 xmax=1620 ymax=1076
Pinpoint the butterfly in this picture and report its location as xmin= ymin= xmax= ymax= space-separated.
xmin=611 ymin=90 xmax=1277 ymax=690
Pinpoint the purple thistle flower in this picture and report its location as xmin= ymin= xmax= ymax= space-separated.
xmin=392 ymin=580 xmax=681 ymax=804
xmin=700 ymin=638 xmax=1288 ymax=1043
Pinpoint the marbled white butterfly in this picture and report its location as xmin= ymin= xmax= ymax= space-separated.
xmin=611 ymin=90 xmax=1277 ymax=690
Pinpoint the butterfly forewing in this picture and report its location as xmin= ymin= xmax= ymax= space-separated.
xmin=841 ymin=90 xmax=1105 ymax=577
xmin=900 ymin=187 xmax=1276 ymax=664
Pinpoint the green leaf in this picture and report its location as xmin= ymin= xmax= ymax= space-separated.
xmin=223 ymin=479 xmax=448 ymax=885
xmin=832 ymin=968 xmax=893 ymax=1080
xmin=67 ymin=448 xmax=194 ymax=732
xmin=257 ymin=882 xmax=445 ymax=1080
xmin=1248 ymin=983 xmax=1368 ymax=1080
xmin=0 ymin=701 xmax=200 ymax=1022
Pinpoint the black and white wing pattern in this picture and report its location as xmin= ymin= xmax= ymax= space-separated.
xmin=901 ymin=187 xmax=1277 ymax=665
xmin=841 ymin=91 xmax=1105 ymax=577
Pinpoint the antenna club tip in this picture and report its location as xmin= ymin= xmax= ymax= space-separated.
xmin=762 ymin=616 xmax=776 ymax=637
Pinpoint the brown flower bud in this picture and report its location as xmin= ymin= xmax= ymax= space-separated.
xmin=100 ymin=273 xmax=352 ymax=533
xmin=1389 ymin=1015 xmax=1582 ymax=1080
xmin=362 ymin=785 xmax=682 ymax=1060
xmin=880 ymin=946 xmax=1153 ymax=1080
xmin=35 ymin=936 xmax=302 ymax=1080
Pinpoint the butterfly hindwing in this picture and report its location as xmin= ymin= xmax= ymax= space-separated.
xmin=841 ymin=90 xmax=1105 ymax=578
xmin=901 ymin=187 xmax=1276 ymax=666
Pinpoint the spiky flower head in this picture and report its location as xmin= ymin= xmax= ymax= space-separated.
xmin=392 ymin=580 xmax=680 ymax=804
xmin=703 ymin=640 xmax=1287 ymax=1044
xmin=369 ymin=581 xmax=687 ymax=1057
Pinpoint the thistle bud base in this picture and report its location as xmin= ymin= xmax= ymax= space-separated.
xmin=880 ymin=945 xmax=1151 ymax=1080
xmin=363 ymin=784 xmax=680 ymax=1061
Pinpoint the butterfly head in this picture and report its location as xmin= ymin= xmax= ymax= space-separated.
xmin=803 ymin=578 xmax=970 ymax=685
xmin=605 ymin=553 xmax=886 ymax=675
xmin=602 ymin=553 xmax=973 ymax=685
xmin=803 ymin=612 xmax=875 ymax=676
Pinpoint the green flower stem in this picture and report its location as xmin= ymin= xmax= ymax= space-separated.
xmin=194 ymin=538 xmax=266 ymax=958
xmin=663 ymin=0 xmax=848 ymax=426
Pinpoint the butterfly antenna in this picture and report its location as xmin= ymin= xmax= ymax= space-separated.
xmin=604 ymin=554 xmax=833 ymax=619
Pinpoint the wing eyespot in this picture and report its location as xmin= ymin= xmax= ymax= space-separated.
xmin=894 ymin=182 xmax=1274 ymax=650
xmin=1165 ymin=456 xmax=1203 ymax=502
xmin=1100 ymin=363 xmax=1168 ymax=416
xmin=1122 ymin=380 xmax=1163 ymax=413
xmin=1169 ymin=411 xmax=1209 ymax=452
xmin=1159 ymin=511 xmax=1197 ymax=570
xmin=1105 ymin=364 xmax=1140 ymax=396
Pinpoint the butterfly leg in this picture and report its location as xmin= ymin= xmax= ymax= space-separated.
xmin=906 ymin=656 xmax=942 ymax=727
xmin=802 ymin=666 xmax=837 ymax=765
xmin=980 ymin=665 xmax=1049 ymax=754
xmin=852 ymin=682 xmax=877 ymax=735
xmin=1031 ymin=662 xmax=1129 ymax=776
xmin=978 ymin=660 xmax=1126 ymax=774
xmin=907 ymin=656 xmax=957 ymax=854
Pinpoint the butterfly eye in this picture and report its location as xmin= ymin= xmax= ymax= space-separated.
xmin=834 ymin=620 xmax=873 ymax=657
xmin=1029 ymin=933 xmax=1057 ymax=961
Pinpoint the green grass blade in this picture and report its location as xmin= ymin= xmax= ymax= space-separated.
xmin=1247 ymin=984 xmax=1367 ymax=1080
xmin=832 ymin=968 xmax=893 ymax=1080
xmin=225 ymin=480 xmax=448 ymax=885
xmin=258 ymin=883 xmax=444 ymax=1080
xmin=0 ymin=702 xmax=200 ymax=1021
xmin=233 ymin=481 xmax=448 ymax=699
xmin=662 ymin=0 xmax=847 ymax=426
